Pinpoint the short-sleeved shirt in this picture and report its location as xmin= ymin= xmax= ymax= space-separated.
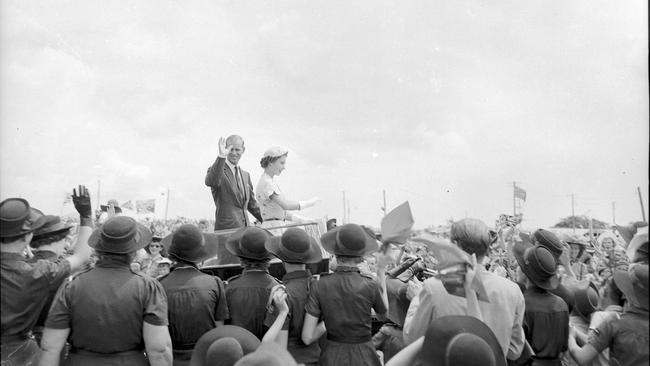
xmin=1 ymin=251 xmax=71 ymax=342
xmin=588 ymin=308 xmax=649 ymax=366
xmin=159 ymin=266 xmax=229 ymax=350
xmin=282 ymin=270 xmax=320 ymax=364
xmin=255 ymin=173 xmax=286 ymax=220
xmin=26 ymin=250 xmax=64 ymax=329
xmin=45 ymin=257 xmax=168 ymax=354
xmin=305 ymin=266 xmax=387 ymax=343
xmin=523 ymin=286 xmax=569 ymax=361
xmin=225 ymin=269 xmax=281 ymax=339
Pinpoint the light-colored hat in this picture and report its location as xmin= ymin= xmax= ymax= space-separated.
xmin=262 ymin=147 xmax=288 ymax=159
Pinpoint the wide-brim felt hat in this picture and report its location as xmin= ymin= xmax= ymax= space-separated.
xmin=569 ymin=281 xmax=600 ymax=319
xmin=88 ymin=216 xmax=152 ymax=254
xmin=191 ymin=325 xmax=260 ymax=366
xmin=226 ymin=227 xmax=274 ymax=260
xmin=533 ymin=229 xmax=564 ymax=261
xmin=233 ymin=341 xmax=298 ymax=366
xmin=205 ymin=337 xmax=244 ymax=366
xmin=0 ymin=198 xmax=46 ymax=239
xmin=320 ymin=223 xmax=379 ymax=257
xmin=420 ymin=315 xmax=506 ymax=366
xmin=32 ymin=215 xmax=73 ymax=240
xmin=513 ymin=240 xmax=559 ymax=290
xmin=626 ymin=232 xmax=648 ymax=263
xmin=162 ymin=224 xmax=219 ymax=263
xmin=264 ymin=228 xmax=322 ymax=264
xmin=613 ymin=264 xmax=649 ymax=311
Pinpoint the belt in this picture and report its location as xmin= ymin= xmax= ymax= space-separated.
xmin=326 ymin=334 xmax=371 ymax=344
xmin=70 ymin=348 xmax=144 ymax=357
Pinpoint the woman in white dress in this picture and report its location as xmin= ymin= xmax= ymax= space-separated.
xmin=256 ymin=147 xmax=320 ymax=234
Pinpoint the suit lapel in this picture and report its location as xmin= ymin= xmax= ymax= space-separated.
xmin=222 ymin=165 xmax=243 ymax=205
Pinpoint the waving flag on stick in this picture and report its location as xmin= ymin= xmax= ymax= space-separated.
xmin=380 ymin=201 xmax=414 ymax=251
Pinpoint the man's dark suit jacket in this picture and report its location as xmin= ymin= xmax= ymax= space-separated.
xmin=205 ymin=156 xmax=263 ymax=230
xmin=205 ymin=157 xmax=264 ymax=265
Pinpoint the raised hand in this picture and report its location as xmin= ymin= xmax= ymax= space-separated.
xmin=218 ymin=136 xmax=232 ymax=157
xmin=272 ymin=288 xmax=289 ymax=314
xmin=72 ymin=185 xmax=92 ymax=218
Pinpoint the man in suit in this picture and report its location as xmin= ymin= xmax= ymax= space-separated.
xmin=205 ymin=135 xmax=264 ymax=264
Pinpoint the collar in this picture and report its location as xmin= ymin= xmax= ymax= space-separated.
xmin=243 ymin=268 xmax=269 ymax=275
xmin=96 ymin=256 xmax=132 ymax=268
xmin=225 ymin=159 xmax=238 ymax=174
xmin=283 ymin=269 xmax=312 ymax=281
xmin=335 ymin=265 xmax=360 ymax=273
xmin=604 ymin=305 xmax=624 ymax=313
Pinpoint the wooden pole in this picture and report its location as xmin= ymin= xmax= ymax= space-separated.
xmin=637 ymin=186 xmax=647 ymax=222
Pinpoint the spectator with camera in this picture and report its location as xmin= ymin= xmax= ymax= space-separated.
xmin=403 ymin=218 xmax=526 ymax=363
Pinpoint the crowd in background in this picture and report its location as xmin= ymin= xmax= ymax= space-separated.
xmin=1 ymin=186 xmax=648 ymax=366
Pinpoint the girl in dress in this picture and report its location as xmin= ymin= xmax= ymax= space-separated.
xmin=302 ymin=223 xmax=391 ymax=366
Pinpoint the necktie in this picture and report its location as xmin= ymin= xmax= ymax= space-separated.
xmin=235 ymin=166 xmax=245 ymax=201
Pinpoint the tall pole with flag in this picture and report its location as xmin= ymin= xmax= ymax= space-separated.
xmin=513 ymin=182 xmax=527 ymax=217
xmin=513 ymin=182 xmax=516 ymax=216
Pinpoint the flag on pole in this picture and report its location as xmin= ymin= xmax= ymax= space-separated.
xmin=63 ymin=193 xmax=73 ymax=205
xmin=121 ymin=200 xmax=135 ymax=211
xmin=514 ymin=184 xmax=527 ymax=201
xmin=136 ymin=199 xmax=156 ymax=214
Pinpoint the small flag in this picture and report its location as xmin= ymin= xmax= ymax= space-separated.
xmin=136 ymin=199 xmax=156 ymax=214
xmin=121 ymin=200 xmax=135 ymax=210
xmin=63 ymin=193 xmax=73 ymax=205
xmin=514 ymin=184 xmax=527 ymax=201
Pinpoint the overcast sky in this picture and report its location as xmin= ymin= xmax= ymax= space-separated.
xmin=1 ymin=0 xmax=648 ymax=229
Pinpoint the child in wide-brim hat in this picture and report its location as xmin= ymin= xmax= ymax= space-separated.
xmin=263 ymin=228 xmax=322 ymax=363
xmin=302 ymin=223 xmax=391 ymax=366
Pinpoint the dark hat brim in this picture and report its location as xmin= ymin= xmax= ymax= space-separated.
xmin=568 ymin=281 xmax=599 ymax=319
xmin=88 ymin=222 xmax=152 ymax=254
xmin=420 ymin=315 xmax=506 ymax=366
xmin=190 ymin=325 xmax=260 ymax=366
xmin=513 ymin=241 xmax=559 ymax=290
xmin=32 ymin=216 xmax=73 ymax=240
xmin=613 ymin=268 xmax=649 ymax=310
xmin=264 ymin=235 xmax=322 ymax=264
xmin=225 ymin=227 xmax=274 ymax=260
xmin=321 ymin=225 xmax=379 ymax=257
xmin=161 ymin=232 xmax=220 ymax=263
xmin=0 ymin=206 xmax=46 ymax=239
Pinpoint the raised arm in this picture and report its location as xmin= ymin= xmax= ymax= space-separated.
xmin=262 ymin=289 xmax=289 ymax=347
xmin=205 ymin=137 xmax=230 ymax=187
xmin=271 ymin=194 xmax=320 ymax=212
xmin=65 ymin=185 xmax=93 ymax=273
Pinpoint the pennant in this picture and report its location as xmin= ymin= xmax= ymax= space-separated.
xmin=136 ymin=199 xmax=156 ymax=214
xmin=514 ymin=184 xmax=527 ymax=201
xmin=380 ymin=201 xmax=414 ymax=245
xmin=121 ymin=200 xmax=135 ymax=211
